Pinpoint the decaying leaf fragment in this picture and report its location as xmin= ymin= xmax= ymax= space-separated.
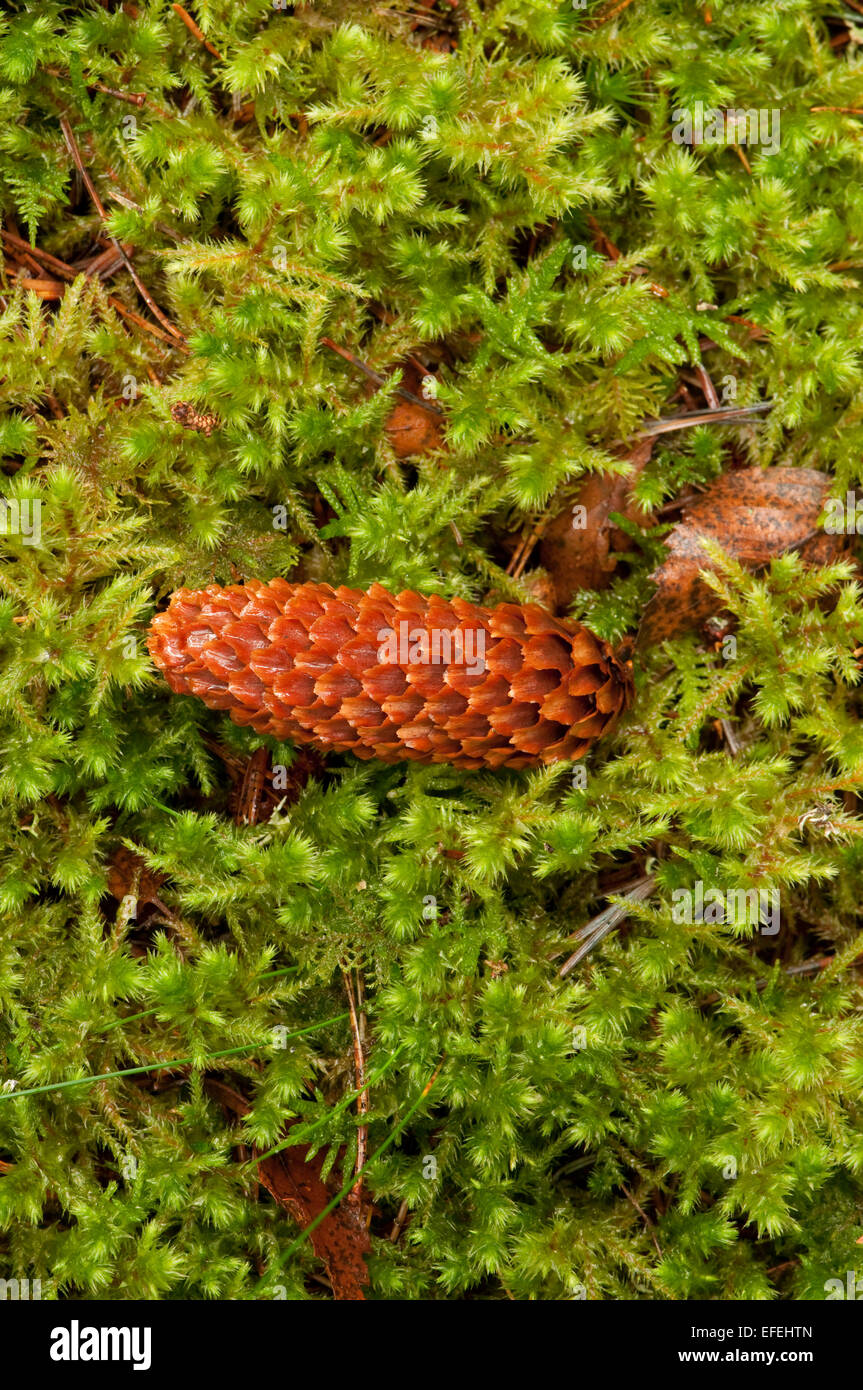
xmin=638 ymin=467 xmax=845 ymax=645
xmin=539 ymin=439 xmax=655 ymax=605
xmin=106 ymin=846 xmax=167 ymax=912
xmin=206 ymin=1078 xmax=371 ymax=1301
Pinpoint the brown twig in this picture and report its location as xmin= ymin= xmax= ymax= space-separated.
xmin=92 ymin=81 xmax=146 ymax=106
xmin=57 ymin=120 xmax=108 ymax=221
xmin=105 ymin=189 xmax=190 ymax=244
xmin=78 ymin=236 xmax=133 ymax=279
xmin=587 ymin=0 xmax=638 ymax=28
xmin=633 ymin=401 xmax=773 ymax=439
xmin=341 ymin=967 xmax=368 ymax=1198
xmin=4 ymin=240 xmax=46 ymax=277
xmin=42 ymin=66 xmax=146 ymax=105
xmin=810 ymin=104 xmax=863 ymax=115
xmin=732 ymin=143 xmax=752 ymax=174
xmin=106 ymin=295 xmax=185 ymax=347
xmin=15 ymin=277 xmax=65 ymax=300
xmin=620 ymin=1182 xmax=663 ymax=1259
xmin=586 ymin=213 xmax=620 ymax=261
xmin=719 ymin=718 xmax=740 ymax=756
xmin=59 ymin=117 xmax=187 ymax=346
xmin=783 ymin=956 xmax=834 ymax=978
xmin=2 ymin=229 xmax=75 ymax=279
xmin=320 ymin=336 xmax=443 ymax=416
xmin=389 ymin=1197 xmax=410 ymax=1243
xmin=171 ymin=3 xmax=224 ymax=60
xmin=235 ymin=747 xmax=270 ymax=826
xmin=2 ymin=228 xmax=182 ymax=348
xmin=694 ymin=362 xmax=720 ymax=409
xmin=506 ymin=514 xmax=551 ymax=580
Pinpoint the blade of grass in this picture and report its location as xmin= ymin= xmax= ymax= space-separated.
xmin=260 ymin=1056 xmax=445 ymax=1289
xmin=1 ymin=1012 xmax=351 ymax=1103
xmin=249 ymin=1043 xmax=407 ymax=1166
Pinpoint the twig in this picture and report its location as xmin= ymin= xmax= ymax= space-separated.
xmin=2 ymin=229 xmax=75 ymax=279
xmin=732 ymin=143 xmax=752 ymax=174
xmin=342 ymin=967 xmax=368 ymax=1198
xmin=695 ymin=362 xmax=720 ymax=409
xmin=91 ymin=82 xmax=146 ymax=106
xmin=719 ymin=718 xmax=740 ymax=756
xmin=59 ymin=117 xmax=187 ymax=345
xmin=272 ymin=1056 xmax=446 ymax=1275
xmin=389 ymin=1197 xmax=410 ymax=1243
xmin=320 ymin=336 xmax=443 ymax=415
xmin=632 ymin=401 xmax=773 ymax=440
xmin=4 ymin=239 xmax=47 ymax=276
xmin=783 ymin=957 xmax=833 ymax=978
xmin=620 ymin=1182 xmax=663 ymax=1259
xmin=105 ymin=189 xmax=190 ymax=245
xmin=171 ymin=2 xmax=224 ymax=60
xmin=42 ymin=66 xmax=146 ymax=105
xmin=106 ymin=295 xmax=186 ymax=347
xmin=506 ymin=514 xmax=550 ymax=579
xmin=320 ymin=335 xmax=387 ymax=386
xmin=14 ymin=277 xmax=64 ymax=300
xmin=587 ymin=0 xmax=638 ymax=28
xmin=2 ymin=227 xmax=183 ymax=349
xmin=77 ymin=243 xmax=128 ymax=279
xmin=586 ymin=213 xmax=620 ymax=261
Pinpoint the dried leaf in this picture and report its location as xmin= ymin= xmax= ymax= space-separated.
xmin=206 ymin=1079 xmax=371 ymax=1301
xmin=539 ymin=439 xmax=655 ymax=606
xmin=255 ymin=1141 xmax=371 ymax=1301
xmin=638 ymin=466 xmax=845 ymax=645
xmin=105 ymin=847 xmax=166 ymax=908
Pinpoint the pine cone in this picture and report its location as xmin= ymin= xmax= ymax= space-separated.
xmin=147 ymin=580 xmax=633 ymax=770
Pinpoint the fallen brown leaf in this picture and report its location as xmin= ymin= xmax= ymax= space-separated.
xmin=205 ymin=1078 xmax=371 ymax=1301
xmin=638 ymin=466 xmax=845 ymax=645
xmin=539 ymin=439 xmax=655 ymax=605
xmin=106 ymin=846 xmax=167 ymax=909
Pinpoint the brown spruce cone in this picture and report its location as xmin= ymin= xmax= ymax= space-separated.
xmin=147 ymin=580 xmax=633 ymax=770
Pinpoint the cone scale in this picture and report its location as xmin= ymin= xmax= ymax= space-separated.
xmin=147 ymin=580 xmax=632 ymax=770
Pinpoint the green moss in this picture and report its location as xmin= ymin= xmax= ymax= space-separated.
xmin=1 ymin=0 xmax=862 ymax=1301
